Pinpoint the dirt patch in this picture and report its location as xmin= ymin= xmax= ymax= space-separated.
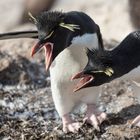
xmin=0 ymin=43 xmax=140 ymax=139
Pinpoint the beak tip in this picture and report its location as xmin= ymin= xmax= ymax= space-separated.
xmin=31 ymin=47 xmax=35 ymax=57
xmin=73 ymin=89 xmax=77 ymax=93
xmin=71 ymin=76 xmax=75 ymax=81
xmin=30 ymin=51 xmax=34 ymax=57
xmin=46 ymin=66 xmax=50 ymax=72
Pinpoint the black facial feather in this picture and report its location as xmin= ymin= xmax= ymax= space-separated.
xmin=36 ymin=11 xmax=65 ymax=26
xmin=86 ymin=48 xmax=112 ymax=72
xmin=36 ymin=11 xmax=65 ymax=40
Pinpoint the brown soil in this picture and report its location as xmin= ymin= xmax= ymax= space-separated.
xmin=0 ymin=33 xmax=140 ymax=140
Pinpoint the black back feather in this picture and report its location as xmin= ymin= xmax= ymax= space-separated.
xmin=96 ymin=24 xmax=104 ymax=51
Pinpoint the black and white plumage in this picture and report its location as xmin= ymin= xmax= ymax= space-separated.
xmin=31 ymin=11 xmax=107 ymax=132
xmin=73 ymin=31 xmax=140 ymax=127
xmin=0 ymin=11 xmax=106 ymax=132
xmin=31 ymin=11 xmax=103 ymax=70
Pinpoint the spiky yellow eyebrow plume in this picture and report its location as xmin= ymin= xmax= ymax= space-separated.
xmin=28 ymin=12 xmax=37 ymax=24
xmin=92 ymin=67 xmax=114 ymax=77
xmin=46 ymin=23 xmax=80 ymax=38
xmin=45 ymin=31 xmax=54 ymax=39
xmin=59 ymin=23 xmax=80 ymax=32
xmin=104 ymin=68 xmax=114 ymax=77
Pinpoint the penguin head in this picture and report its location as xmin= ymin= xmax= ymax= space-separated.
xmin=72 ymin=48 xmax=114 ymax=92
xmin=30 ymin=11 xmax=68 ymax=70
xmin=30 ymin=11 xmax=102 ymax=71
xmin=36 ymin=11 xmax=65 ymax=41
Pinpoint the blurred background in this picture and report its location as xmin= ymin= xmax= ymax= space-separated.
xmin=0 ymin=0 xmax=139 ymax=41
xmin=0 ymin=0 xmax=140 ymax=139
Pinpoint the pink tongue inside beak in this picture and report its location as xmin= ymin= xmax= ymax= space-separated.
xmin=73 ymin=75 xmax=94 ymax=92
xmin=44 ymin=43 xmax=53 ymax=71
xmin=31 ymin=41 xmax=53 ymax=71
xmin=71 ymin=71 xmax=94 ymax=92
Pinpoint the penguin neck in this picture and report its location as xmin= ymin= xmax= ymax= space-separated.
xmin=95 ymin=36 xmax=140 ymax=85
xmin=91 ymin=43 xmax=140 ymax=87
xmin=50 ymin=33 xmax=100 ymax=82
xmin=110 ymin=38 xmax=140 ymax=78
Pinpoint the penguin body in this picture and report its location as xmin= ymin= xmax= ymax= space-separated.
xmin=50 ymin=34 xmax=100 ymax=116
xmin=86 ymin=31 xmax=140 ymax=86
xmin=0 ymin=11 xmax=105 ymax=132
xmin=32 ymin=11 xmax=104 ymax=122
xmin=73 ymin=31 xmax=140 ymax=127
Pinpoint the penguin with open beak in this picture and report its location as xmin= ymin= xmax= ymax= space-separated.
xmin=72 ymin=31 xmax=140 ymax=127
xmin=0 ymin=11 xmax=106 ymax=132
xmin=31 ymin=11 xmax=107 ymax=133
xmin=30 ymin=11 xmax=104 ymax=71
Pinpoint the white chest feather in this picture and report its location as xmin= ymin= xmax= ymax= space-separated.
xmin=50 ymin=33 xmax=99 ymax=81
xmin=50 ymin=33 xmax=100 ymax=116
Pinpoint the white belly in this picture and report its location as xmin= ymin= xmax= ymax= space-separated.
xmin=50 ymin=34 xmax=100 ymax=116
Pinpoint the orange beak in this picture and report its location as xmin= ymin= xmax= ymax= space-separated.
xmin=31 ymin=41 xmax=54 ymax=71
xmin=71 ymin=71 xmax=94 ymax=92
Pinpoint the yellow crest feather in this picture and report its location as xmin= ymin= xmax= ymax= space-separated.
xmin=28 ymin=12 xmax=37 ymax=24
xmin=59 ymin=23 xmax=80 ymax=32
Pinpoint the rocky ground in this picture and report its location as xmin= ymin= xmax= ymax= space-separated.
xmin=0 ymin=31 xmax=140 ymax=139
xmin=0 ymin=0 xmax=140 ymax=139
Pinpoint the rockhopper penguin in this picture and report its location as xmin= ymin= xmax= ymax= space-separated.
xmin=72 ymin=31 xmax=140 ymax=127
xmin=0 ymin=11 xmax=106 ymax=132
xmin=31 ymin=11 xmax=107 ymax=132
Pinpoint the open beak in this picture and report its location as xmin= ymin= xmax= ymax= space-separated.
xmin=31 ymin=41 xmax=54 ymax=71
xmin=31 ymin=41 xmax=43 ymax=57
xmin=71 ymin=71 xmax=94 ymax=92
